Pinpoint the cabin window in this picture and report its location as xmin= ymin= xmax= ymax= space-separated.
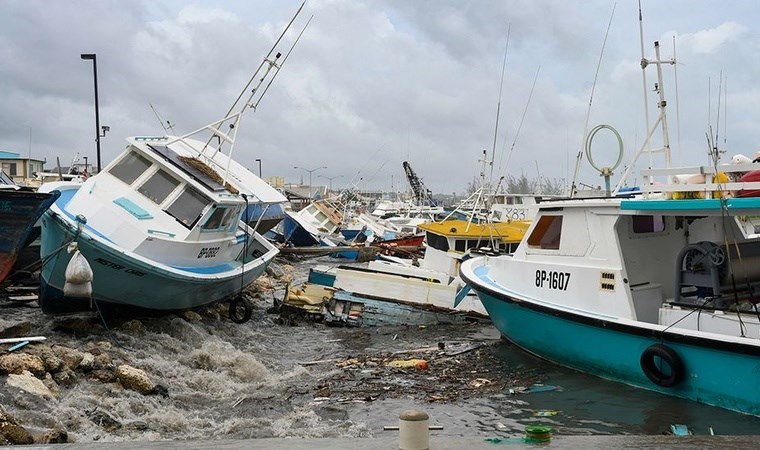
xmin=632 ymin=215 xmax=665 ymax=234
xmin=202 ymin=206 xmax=239 ymax=231
xmin=165 ymin=187 xmax=210 ymax=228
xmin=8 ymin=163 xmax=17 ymax=176
xmin=138 ymin=169 xmax=179 ymax=205
xmin=110 ymin=152 xmax=151 ymax=185
xmin=455 ymin=239 xmax=466 ymax=252
xmin=426 ymin=231 xmax=449 ymax=252
xmin=527 ymin=215 xmax=563 ymax=250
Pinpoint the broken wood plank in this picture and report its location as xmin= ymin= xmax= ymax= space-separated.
xmin=391 ymin=347 xmax=440 ymax=355
xmin=0 ymin=336 xmax=46 ymax=344
xmin=4 ymin=286 xmax=38 ymax=292
xmin=299 ymin=358 xmax=342 ymax=366
xmin=7 ymin=295 xmax=38 ymax=302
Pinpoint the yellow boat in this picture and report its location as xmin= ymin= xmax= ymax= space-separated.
xmin=417 ymin=219 xmax=531 ymax=254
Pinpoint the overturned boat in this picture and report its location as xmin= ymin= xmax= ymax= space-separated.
xmin=37 ymin=6 xmax=307 ymax=320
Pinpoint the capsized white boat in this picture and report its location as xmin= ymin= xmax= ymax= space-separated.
xmin=38 ymin=5 xmax=309 ymax=322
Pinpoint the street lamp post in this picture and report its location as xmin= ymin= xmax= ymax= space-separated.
xmin=255 ymin=158 xmax=262 ymax=177
xmin=318 ymin=174 xmax=343 ymax=193
xmin=80 ymin=53 xmax=103 ymax=173
xmin=294 ymin=166 xmax=327 ymax=200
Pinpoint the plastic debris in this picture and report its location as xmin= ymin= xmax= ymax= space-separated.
xmin=525 ymin=425 xmax=552 ymax=442
xmin=533 ymin=410 xmax=559 ymax=417
xmin=524 ymin=383 xmax=559 ymax=393
xmin=7 ymin=341 xmax=29 ymax=352
xmin=483 ymin=437 xmax=526 ymax=445
xmin=444 ymin=342 xmax=483 ymax=356
xmin=64 ymin=249 xmax=93 ymax=298
xmin=670 ymin=424 xmax=692 ymax=436
xmin=469 ymin=378 xmax=492 ymax=388
xmin=387 ymin=359 xmax=427 ymax=369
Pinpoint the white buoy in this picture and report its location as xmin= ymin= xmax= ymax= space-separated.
xmin=398 ymin=409 xmax=429 ymax=450
xmin=64 ymin=246 xmax=93 ymax=298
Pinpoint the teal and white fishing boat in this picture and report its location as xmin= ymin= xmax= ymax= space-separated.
xmin=38 ymin=6 xmax=309 ymax=321
xmin=461 ymin=36 xmax=760 ymax=415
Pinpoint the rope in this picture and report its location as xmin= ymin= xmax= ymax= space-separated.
xmin=239 ymin=194 xmax=250 ymax=296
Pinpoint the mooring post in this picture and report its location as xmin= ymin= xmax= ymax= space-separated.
xmin=398 ymin=409 xmax=429 ymax=450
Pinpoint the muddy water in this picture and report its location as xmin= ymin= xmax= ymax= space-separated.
xmin=1 ymin=256 xmax=759 ymax=442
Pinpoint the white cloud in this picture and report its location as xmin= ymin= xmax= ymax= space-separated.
xmin=2 ymin=1 xmax=760 ymax=193
xmin=674 ymin=22 xmax=747 ymax=55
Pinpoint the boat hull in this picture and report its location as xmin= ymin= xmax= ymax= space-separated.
xmin=0 ymin=189 xmax=60 ymax=282
xmin=311 ymin=265 xmax=487 ymax=316
xmin=39 ymin=209 xmax=274 ymax=313
xmin=461 ymin=260 xmax=760 ymax=416
xmin=281 ymin=212 xmax=320 ymax=246
xmin=244 ymin=202 xmax=285 ymax=234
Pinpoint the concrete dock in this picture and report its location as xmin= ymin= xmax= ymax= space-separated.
xmin=22 ymin=435 xmax=760 ymax=449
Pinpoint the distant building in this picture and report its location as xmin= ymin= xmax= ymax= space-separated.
xmin=0 ymin=151 xmax=45 ymax=184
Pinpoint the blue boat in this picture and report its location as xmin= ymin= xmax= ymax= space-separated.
xmin=0 ymin=181 xmax=60 ymax=283
xmin=461 ymin=37 xmax=760 ymax=416
xmin=244 ymin=202 xmax=285 ymax=234
xmin=281 ymin=199 xmax=344 ymax=247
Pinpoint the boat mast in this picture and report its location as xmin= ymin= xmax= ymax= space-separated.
xmin=167 ymin=3 xmax=311 ymax=185
xmin=613 ymin=40 xmax=675 ymax=195
xmin=569 ymin=2 xmax=616 ymax=198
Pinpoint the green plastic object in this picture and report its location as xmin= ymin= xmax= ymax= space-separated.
xmin=524 ymin=425 xmax=552 ymax=442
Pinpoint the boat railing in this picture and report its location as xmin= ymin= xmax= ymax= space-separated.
xmin=640 ymin=163 xmax=760 ymax=195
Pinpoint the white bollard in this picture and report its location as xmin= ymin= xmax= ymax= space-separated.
xmin=398 ymin=409 xmax=429 ymax=450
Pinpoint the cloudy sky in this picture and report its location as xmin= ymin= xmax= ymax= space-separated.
xmin=1 ymin=0 xmax=758 ymax=194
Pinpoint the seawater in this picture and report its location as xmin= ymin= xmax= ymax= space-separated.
xmin=1 ymin=256 xmax=759 ymax=442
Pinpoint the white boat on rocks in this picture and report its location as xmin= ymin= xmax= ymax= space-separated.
xmin=37 ymin=6 xmax=309 ymax=322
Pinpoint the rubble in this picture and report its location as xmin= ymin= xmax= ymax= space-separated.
xmin=304 ymin=340 xmax=540 ymax=403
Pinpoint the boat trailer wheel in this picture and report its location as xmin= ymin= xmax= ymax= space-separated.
xmin=229 ymin=295 xmax=253 ymax=324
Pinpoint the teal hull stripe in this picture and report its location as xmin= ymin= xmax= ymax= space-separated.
xmin=462 ymin=265 xmax=760 ymax=416
xmin=170 ymin=263 xmax=237 ymax=274
xmin=621 ymin=197 xmax=760 ymax=211
xmin=461 ymin=267 xmax=760 ymax=356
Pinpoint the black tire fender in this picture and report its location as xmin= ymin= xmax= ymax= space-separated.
xmin=640 ymin=343 xmax=685 ymax=388
xmin=229 ymin=295 xmax=253 ymax=324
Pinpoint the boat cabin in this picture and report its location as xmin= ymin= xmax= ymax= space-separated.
xmin=418 ymin=219 xmax=528 ymax=277
xmin=60 ymin=137 xmax=269 ymax=266
xmin=507 ymin=197 xmax=760 ymax=337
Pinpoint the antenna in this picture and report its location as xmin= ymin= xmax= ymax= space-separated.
xmin=569 ymin=1 xmax=616 ymax=197
xmin=637 ymin=0 xmax=652 ymax=168
xmin=500 ymin=65 xmax=540 ymax=178
xmin=149 ymin=103 xmax=176 ymax=134
xmin=716 ymin=70 xmax=723 ymax=148
xmin=612 ymin=40 xmax=676 ymax=194
xmin=724 ymin=76 xmax=728 ymax=149
xmin=167 ymin=2 xmax=310 ymax=187
xmin=490 ymin=23 xmax=511 ymax=183
xmin=672 ymin=36 xmax=682 ymax=165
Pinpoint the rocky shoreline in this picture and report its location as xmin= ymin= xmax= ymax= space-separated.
xmin=0 ymin=263 xmax=294 ymax=445
xmin=0 ymin=258 xmax=545 ymax=443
